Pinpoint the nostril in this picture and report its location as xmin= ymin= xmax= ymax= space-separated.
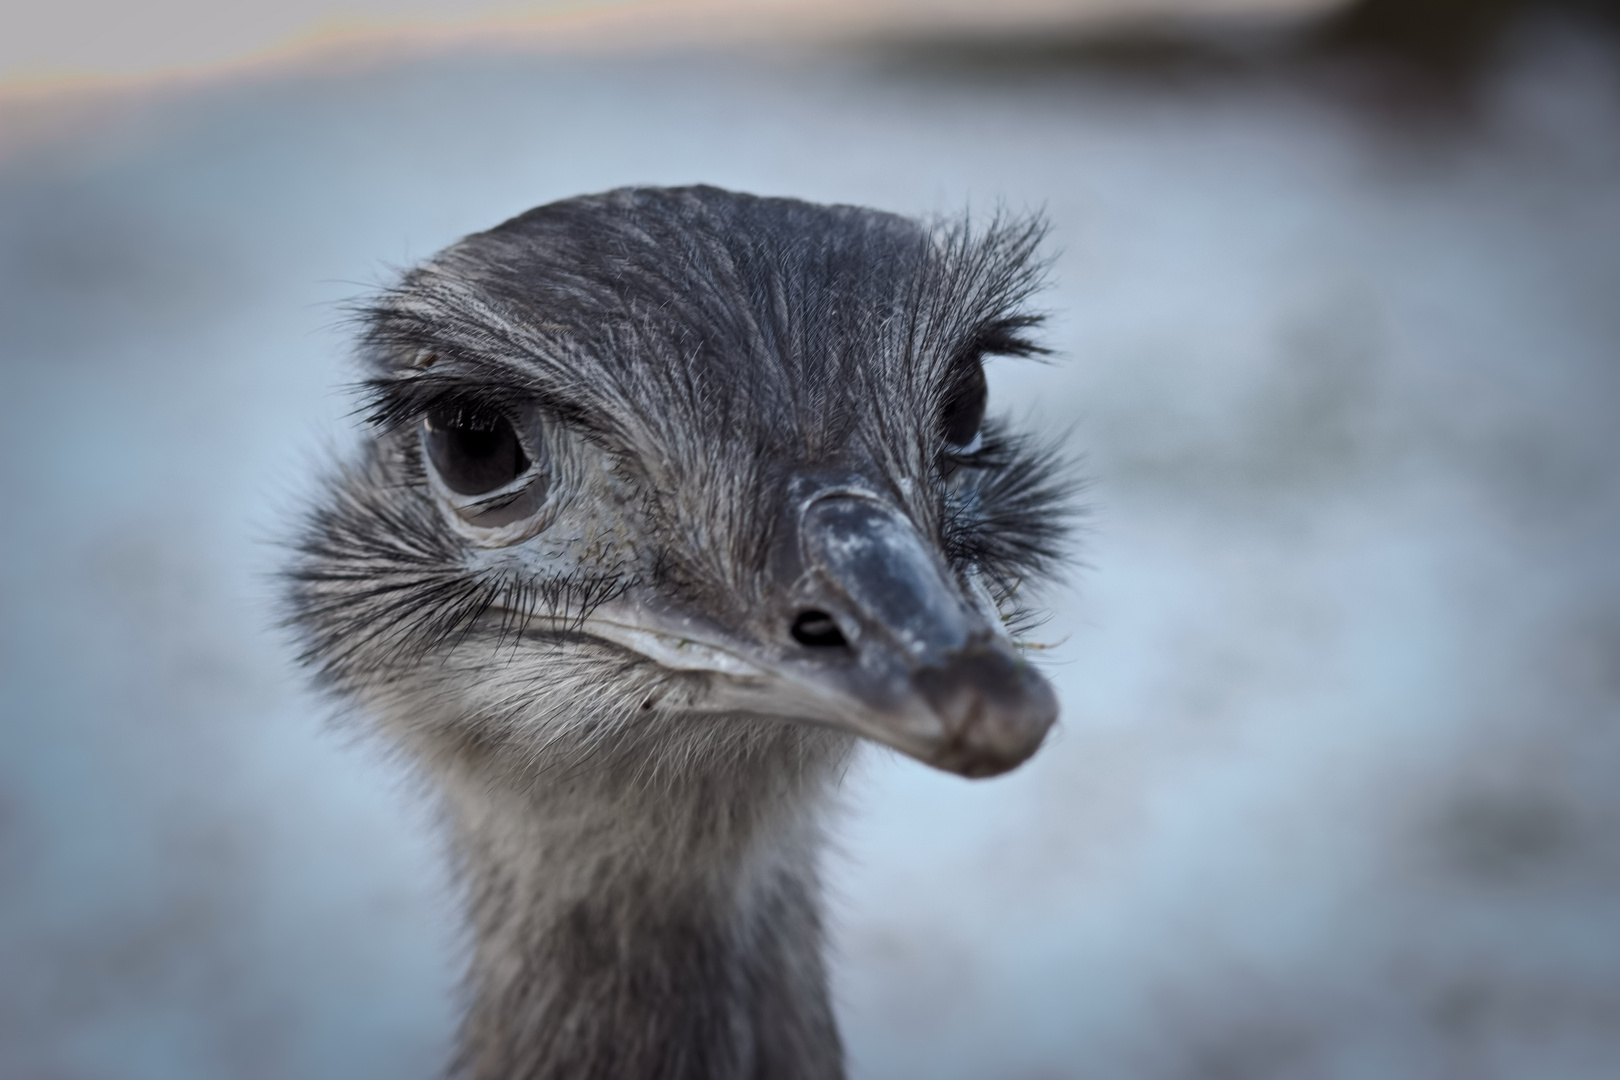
xmin=791 ymin=610 xmax=849 ymax=648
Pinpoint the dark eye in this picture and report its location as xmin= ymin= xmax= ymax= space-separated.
xmin=423 ymin=406 xmax=530 ymax=495
xmin=940 ymin=361 xmax=987 ymax=450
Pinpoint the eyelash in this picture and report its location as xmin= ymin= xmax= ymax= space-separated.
xmin=361 ymin=369 xmax=550 ymax=448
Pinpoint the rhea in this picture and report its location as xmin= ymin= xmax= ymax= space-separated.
xmin=286 ymin=186 xmax=1069 ymax=1079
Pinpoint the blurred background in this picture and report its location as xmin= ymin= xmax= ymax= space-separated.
xmin=3 ymin=1 xmax=1620 ymax=1077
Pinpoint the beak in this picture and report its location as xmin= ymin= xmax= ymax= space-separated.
xmin=772 ymin=489 xmax=1058 ymax=777
xmin=526 ymin=485 xmax=1058 ymax=779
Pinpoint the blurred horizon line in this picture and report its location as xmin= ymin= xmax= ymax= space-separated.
xmin=0 ymin=0 xmax=1331 ymax=99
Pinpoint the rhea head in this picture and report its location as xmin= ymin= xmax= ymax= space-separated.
xmin=287 ymin=185 xmax=1068 ymax=792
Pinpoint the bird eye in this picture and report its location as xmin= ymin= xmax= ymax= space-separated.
xmin=423 ymin=406 xmax=530 ymax=495
xmin=940 ymin=361 xmax=987 ymax=451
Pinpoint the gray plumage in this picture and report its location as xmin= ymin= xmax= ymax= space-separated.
xmin=284 ymin=185 xmax=1072 ymax=1079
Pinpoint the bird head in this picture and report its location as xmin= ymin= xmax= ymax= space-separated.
xmin=287 ymin=186 xmax=1072 ymax=783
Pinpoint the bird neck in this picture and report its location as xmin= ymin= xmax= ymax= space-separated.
xmin=432 ymin=722 xmax=852 ymax=1080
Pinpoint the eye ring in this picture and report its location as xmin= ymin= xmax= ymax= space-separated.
xmin=418 ymin=402 xmax=556 ymax=545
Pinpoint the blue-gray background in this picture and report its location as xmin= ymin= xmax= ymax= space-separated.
xmin=3 ymin=19 xmax=1620 ymax=1080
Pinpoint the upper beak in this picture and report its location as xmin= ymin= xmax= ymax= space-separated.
xmin=526 ymin=483 xmax=1059 ymax=779
xmin=777 ymin=488 xmax=1058 ymax=777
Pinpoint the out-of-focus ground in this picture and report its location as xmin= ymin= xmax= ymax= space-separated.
xmin=3 ymin=4 xmax=1620 ymax=1079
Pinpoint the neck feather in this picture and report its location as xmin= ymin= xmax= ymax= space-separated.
xmin=424 ymin=718 xmax=853 ymax=1080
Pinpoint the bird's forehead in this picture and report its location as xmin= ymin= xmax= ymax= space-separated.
xmin=465 ymin=189 xmax=939 ymax=380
